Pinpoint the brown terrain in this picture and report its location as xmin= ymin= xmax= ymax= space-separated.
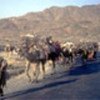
xmin=0 ymin=4 xmax=100 ymax=45
xmin=0 ymin=4 xmax=100 ymax=99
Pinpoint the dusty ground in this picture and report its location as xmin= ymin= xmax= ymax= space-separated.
xmin=0 ymin=51 xmax=100 ymax=100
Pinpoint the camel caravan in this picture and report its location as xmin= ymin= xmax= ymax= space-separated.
xmin=0 ymin=34 xmax=99 ymax=96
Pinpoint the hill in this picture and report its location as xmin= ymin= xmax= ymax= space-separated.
xmin=0 ymin=4 xmax=100 ymax=45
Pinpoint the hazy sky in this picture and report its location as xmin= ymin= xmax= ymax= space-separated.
xmin=0 ymin=0 xmax=100 ymax=19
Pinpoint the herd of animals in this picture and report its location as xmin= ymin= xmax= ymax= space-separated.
xmin=0 ymin=34 xmax=99 ymax=97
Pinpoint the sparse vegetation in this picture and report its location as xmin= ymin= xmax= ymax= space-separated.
xmin=0 ymin=5 xmax=100 ymax=45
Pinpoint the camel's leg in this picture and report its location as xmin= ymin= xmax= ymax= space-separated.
xmin=34 ymin=63 xmax=40 ymax=82
xmin=51 ymin=60 xmax=56 ymax=74
xmin=53 ymin=61 xmax=56 ymax=69
xmin=41 ymin=60 xmax=46 ymax=78
xmin=41 ymin=63 xmax=46 ymax=78
xmin=25 ymin=61 xmax=31 ymax=82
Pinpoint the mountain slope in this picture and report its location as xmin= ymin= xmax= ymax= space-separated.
xmin=0 ymin=4 xmax=100 ymax=44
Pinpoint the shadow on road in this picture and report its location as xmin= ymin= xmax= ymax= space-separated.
xmin=1 ymin=79 xmax=77 ymax=100
xmin=54 ymin=60 xmax=100 ymax=81
xmin=68 ymin=61 xmax=100 ymax=76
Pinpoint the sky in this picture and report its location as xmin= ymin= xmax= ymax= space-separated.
xmin=0 ymin=0 xmax=100 ymax=19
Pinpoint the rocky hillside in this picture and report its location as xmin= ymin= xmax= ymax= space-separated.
xmin=0 ymin=4 xmax=100 ymax=45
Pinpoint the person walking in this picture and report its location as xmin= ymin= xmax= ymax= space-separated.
xmin=0 ymin=57 xmax=8 ymax=97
